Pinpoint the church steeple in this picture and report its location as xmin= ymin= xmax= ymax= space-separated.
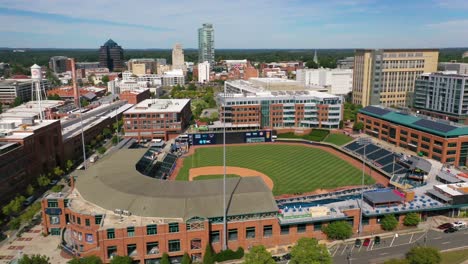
xmin=313 ymin=50 xmax=318 ymax=64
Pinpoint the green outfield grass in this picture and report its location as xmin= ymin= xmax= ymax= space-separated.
xmin=177 ymin=144 xmax=374 ymax=195
xmin=323 ymin=133 xmax=354 ymax=146
xmin=193 ymin=174 xmax=240 ymax=181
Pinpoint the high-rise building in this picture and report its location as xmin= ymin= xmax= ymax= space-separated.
xmin=198 ymin=23 xmax=215 ymax=64
xmin=49 ymin=56 xmax=69 ymax=73
xmin=128 ymin=58 xmax=157 ymax=75
xmin=172 ymin=43 xmax=185 ymax=71
xmin=414 ymin=72 xmax=468 ymax=124
xmin=98 ymin=39 xmax=125 ymax=72
xmin=198 ymin=61 xmax=210 ymax=83
xmin=352 ymin=49 xmax=439 ymax=107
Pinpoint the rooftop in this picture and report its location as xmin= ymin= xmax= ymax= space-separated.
xmin=359 ymin=106 xmax=468 ymax=137
xmin=125 ymin=99 xmax=190 ymax=114
xmin=74 ymin=148 xmax=278 ymax=221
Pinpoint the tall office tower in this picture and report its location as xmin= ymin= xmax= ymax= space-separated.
xmin=172 ymin=43 xmax=185 ymax=70
xmin=198 ymin=23 xmax=215 ymax=64
xmin=49 ymin=56 xmax=69 ymax=73
xmin=98 ymin=39 xmax=125 ymax=72
xmin=352 ymin=49 xmax=439 ymax=107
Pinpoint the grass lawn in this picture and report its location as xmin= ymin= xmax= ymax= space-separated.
xmin=441 ymin=249 xmax=468 ymax=264
xmin=177 ymin=144 xmax=374 ymax=195
xmin=193 ymin=174 xmax=240 ymax=181
xmin=323 ymin=133 xmax=354 ymax=146
xmin=277 ymin=129 xmax=330 ymax=142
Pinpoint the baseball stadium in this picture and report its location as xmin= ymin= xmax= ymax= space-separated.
xmin=40 ymin=131 xmax=468 ymax=263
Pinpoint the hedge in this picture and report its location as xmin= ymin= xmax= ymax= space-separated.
xmin=214 ymin=247 xmax=244 ymax=262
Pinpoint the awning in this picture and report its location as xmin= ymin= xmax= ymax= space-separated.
xmin=426 ymin=189 xmax=452 ymax=202
xmin=437 ymin=171 xmax=462 ymax=184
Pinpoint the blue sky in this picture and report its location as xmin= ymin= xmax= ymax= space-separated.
xmin=0 ymin=0 xmax=467 ymax=49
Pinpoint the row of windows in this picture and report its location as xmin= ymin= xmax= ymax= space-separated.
xmin=107 ymin=223 xmax=181 ymax=239
xmin=106 ymin=239 xmax=186 ymax=258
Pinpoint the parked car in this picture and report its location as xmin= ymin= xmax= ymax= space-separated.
xmin=23 ymin=196 xmax=35 ymax=207
xmin=363 ymin=238 xmax=371 ymax=247
xmin=49 ymin=180 xmax=59 ymax=186
xmin=374 ymin=236 xmax=381 ymax=245
xmin=437 ymin=223 xmax=454 ymax=230
xmin=355 ymin=239 xmax=362 ymax=248
xmin=444 ymin=227 xmax=458 ymax=233
xmin=453 ymin=221 xmax=466 ymax=228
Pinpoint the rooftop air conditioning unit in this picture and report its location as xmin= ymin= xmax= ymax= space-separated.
xmin=114 ymin=209 xmax=123 ymax=215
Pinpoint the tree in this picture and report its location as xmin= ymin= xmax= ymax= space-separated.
xmin=339 ymin=120 xmax=344 ymax=129
xmin=47 ymin=94 xmax=61 ymax=100
xmin=3 ymin=196 xmax=26 ymax=215
xmin=181 ymin=252 xmax=191 ymax=264
xmin=8 ymin=217 xmax=21 ymax=230
xmin=66 ymin=160 xmax=74 ymax=172
xmin=111 ymin=135 xmax=119 ymax=145
xmin=352 ymin=121 xmax=364 ymax=131
xmin=68 ymin=256 xmax=103 ymax=264
xmin=406 ymin=246 xmax=441 ymax=264
xmin=37 ymin=175 xmax=51 ymax=187
xmin=203 ymin=243 xmax=215 ymax=264
xmin=290 ymin=237 xmax=332 ymax=264
xmin=26 ymin=184 xmax=34 ymax=196
xmin=102 ymin=128 xmax=112 ymax=138
xmin=53 ymin=166 xmax=64 ymax=177
xmin=110 ymin=256 xmax=133 ymax=264
xmin=97 ymin=146 xmax=106 ymax=155
xmin=305 ymin=60 xmax=319 ymax=69
xmin=323 ymin=221 xmax=353 ymax=240
xmin=18 ymin=254 xmax=50 ymax=264
xmin=243 ymin=245 xmax=275 ymax=264
xmin=160 ymin=253 xmax=170 ymax=264
xmin=80 ymin=98 xmax=89 ymax=107
xmin=187 ymin=83 xmax=197 ymax=91
xmin=403 ymin=213 xmax=421 ymax=227
xmin=13 ymin=96 xmax=23 ymax=107
xmin=381 ymin=214 xmax=399 ymax=231
xmin=101 ymin=75 xmax=110 ymax=85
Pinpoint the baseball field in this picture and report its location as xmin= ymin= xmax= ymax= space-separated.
xmin=176 ymin=144 xmax=375 ymax=195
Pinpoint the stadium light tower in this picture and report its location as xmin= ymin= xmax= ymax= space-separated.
xmin=357 ymin=137 xmax=371 ymax=234
xmin=222 ymin=82 xmax=227 ymax=250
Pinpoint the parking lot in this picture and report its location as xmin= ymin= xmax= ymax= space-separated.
xmin=329 ymin=230 xmax=428 ymax=257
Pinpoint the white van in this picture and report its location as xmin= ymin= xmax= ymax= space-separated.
xmin=89 ymin=154 xmax=99 ymax=163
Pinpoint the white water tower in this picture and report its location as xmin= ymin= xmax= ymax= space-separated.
xmin=30 ymin=64 xmax=44 ymax=121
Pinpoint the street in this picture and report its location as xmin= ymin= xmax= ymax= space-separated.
xmin=331 ymin=229 xmax=468 ymax=264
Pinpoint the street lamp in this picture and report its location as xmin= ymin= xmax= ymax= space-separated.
xmin=222 ymin=82 xmax=227 ymax=251
xmin=357 ymin=137 xmax=372 ymax=234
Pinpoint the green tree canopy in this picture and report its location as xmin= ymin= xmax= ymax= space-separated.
xmin=290 ymin=237 xmax=332 ymax=264
xmin=403 ymin=213 xmax=421 ymax=226
xmin=101 ymin=75 xmax=110 ymax=85
xmin=160 ymin=253 xmax=170 ymax=264
xmin=384 ymin=259 xmax=409 ymax=264
xmin=243 ymin=245 xmax=275 ymax=264
xmin=13 ymin=96 xmax=23 ymax=107
xmin=68 ymin=256 xmax=103 ymax=264
xmin=323 ymin=221 xmax=353 ymax=240
xmin=18 ymin=254 xmax=50 ymax=264
xmin=47 ymin=94 xmax=61 ymax=100
xmin=352 ymin=121 xmax=364 ymax=131
xmin=109 ymin=256 xmax=133 ymax=264
xmin=305 ymin=60 xmax=319 ymax=69
xmin=181 ymin=252 xmax=191 ymax=264
xmin=203 ymin=243 xmax=215 ymax=264
xmin=406 ymin=246 xmax=441 ymax=264
xmin=66 ymin=160 xmax=74 ymax=172
xmin=381 ymin=214 xmax=399 ymax=231
xmin=37 ymin=175 xmax=51 ymax=187
xmin=2 ymin=196 xmax=26 ymax=215
xmin=53 ymin=166 xmax=64 ymax=177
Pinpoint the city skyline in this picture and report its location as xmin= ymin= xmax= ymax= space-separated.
xmin=0 ymin=0 xmax=467 ymax=49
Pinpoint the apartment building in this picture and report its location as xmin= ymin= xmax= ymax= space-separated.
xmin=128 ymin=59 xmax=157 ymax=75
xmin=123 ymin=99 xmax=192 ymax=140
xmin=414 ymin=72 xmax=468 ymax=124
xmin=352 ymin=49 xmax=439 ymax=107
xmin=219 ymin=80 xmax=342 ymax=129
xmin=438 ymin=62 xmax=468 ymax=75
xmin=0 ymin=79 xmax=50 ymax=104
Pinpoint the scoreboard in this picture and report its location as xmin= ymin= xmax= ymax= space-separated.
xmin=189 ymin=130 xmax=272 ymax=146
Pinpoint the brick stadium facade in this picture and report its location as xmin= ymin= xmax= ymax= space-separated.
xmin=39 ymin=144 xmax=464 ymax=264
xmin=358 ymin=106 xmax=468 ymax=166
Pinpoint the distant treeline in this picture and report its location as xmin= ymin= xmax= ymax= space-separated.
xmin=0 ymin=48 xmax=466 ymax=67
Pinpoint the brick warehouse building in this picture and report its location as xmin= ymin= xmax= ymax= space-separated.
xmin=123 ymin=99 xmax=192 ymax=141
xmin=358 ymin=106 xmax=468 ymax=166
xmin=41 ymin=144 xmax=467 ymax=263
